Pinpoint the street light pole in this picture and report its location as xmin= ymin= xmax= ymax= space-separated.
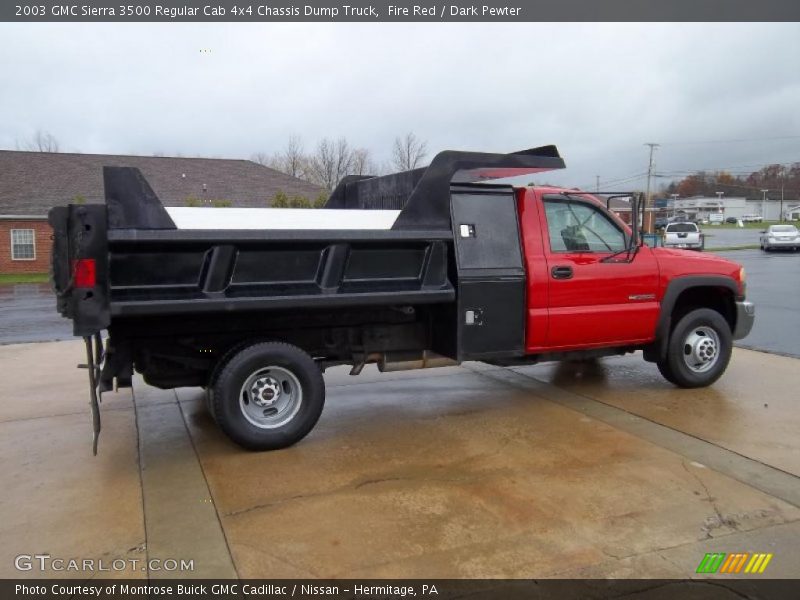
xmin=670 ymin=193 xmax=679 ymax=220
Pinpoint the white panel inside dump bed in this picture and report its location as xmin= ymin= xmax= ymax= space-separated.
xmin=164 ymin=207 xmax=401 ymax=230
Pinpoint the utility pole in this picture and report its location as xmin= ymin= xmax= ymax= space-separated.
xmin=761 ymin=189 xmax=768 ymax=220
xmin=670 ymin=193 xmax=679 ymax=220
xmin=780 ymin=166 xmax=786 ymax=222
xmin=644 ymin=143 xmax=660 ymax=233
xmin=595 ymin=175 xmax=600 ymax=193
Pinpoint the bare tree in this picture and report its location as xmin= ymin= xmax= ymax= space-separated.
xmin=392 ymin=132 xmax=427 ymax=171
xmin=255 ymin=137 xmax=381 ymax=188
xmin=251 ymin=151 xmax=288 ymax=176
xmin=351 ymin=148 xmax=376 ymax=176
xmin=306 ymin=137 xmax=354 ymax=191
xmin=252 ymin=136 xmax=307 ymax=179
xmin=281 ymin=135 xmax=306 ymax=179
xmin=250 ymin=152 xmax=270 ymax=166
xmin=20 ymin=130 xmax=60 ymax=152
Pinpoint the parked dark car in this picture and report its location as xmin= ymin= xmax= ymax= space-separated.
xmin=726 ymin=217 xmax=738 ymax=224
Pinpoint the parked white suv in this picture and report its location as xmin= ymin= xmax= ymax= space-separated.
xmin=663 ymin=222 xmax=703 ymax=250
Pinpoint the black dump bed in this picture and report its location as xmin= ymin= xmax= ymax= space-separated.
xmin=49 ymin=146 xmax=565 ymax=344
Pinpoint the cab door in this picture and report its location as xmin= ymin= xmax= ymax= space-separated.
xmin=538 ymin=194 xmax=659 ymax=349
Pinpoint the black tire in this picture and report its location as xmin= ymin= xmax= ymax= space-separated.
xmin=204 ymin=388 xmax=217 ymax=423
xmin=656 ymin=360 xmax=679 ymax=385
xmin=656 ymin=308 xmax=732 ymax=388
xmin=211 ymin=342 xmax=325 ymax=451
xmin=205 ymin=340 xmax=256 ymax=423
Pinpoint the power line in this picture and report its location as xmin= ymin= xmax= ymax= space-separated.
xmin=575 ymin=157 xmax=799 ymax=196
xmin=669 ymin=179 xmax=800 ymax=194
xmin=656 ymin=158 xmax=800 ymax=175
xmin=598 ymin=174 xmax=648 ymax=190
xmin=659 ymin=134 xmax=800 ymax=147
xmin=575 ymin=172 xmax=647 ymax=191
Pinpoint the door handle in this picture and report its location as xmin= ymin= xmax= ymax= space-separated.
xmin=551 ymin=265 xmax=573 ymax=280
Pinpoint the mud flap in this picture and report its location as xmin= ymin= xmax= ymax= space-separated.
xmin=81 ymin=334 xmax=104 ymax=455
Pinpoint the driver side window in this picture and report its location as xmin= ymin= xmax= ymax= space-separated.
xmin=543 ymin=198 xmax=626 ymax=253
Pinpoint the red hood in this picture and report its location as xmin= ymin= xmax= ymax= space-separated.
xmin=651 ymin=246 xmax=744 ymax=292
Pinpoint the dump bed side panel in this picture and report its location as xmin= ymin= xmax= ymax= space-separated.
xmin=107 ymin=234 xmax=454 ymax=317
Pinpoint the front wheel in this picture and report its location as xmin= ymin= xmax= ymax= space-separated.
xmin=211 ymin=342 xmax=325 ymax=450
xmin=656 ymin=308 xmax=732 ymax=388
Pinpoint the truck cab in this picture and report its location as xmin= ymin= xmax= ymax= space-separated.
xmin=516 ymin=187 xmax=751 ymax=362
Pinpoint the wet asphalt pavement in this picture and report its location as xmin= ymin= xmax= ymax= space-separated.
xmin=0 ymin=283 xmax=72 ymax=344
xmin=699 ymin=226 xmax=775 ymax=249
xmin=0 ymin=246 xmax=797 ymax=356
xmin=701 ymin=226 xmax=761 ymax=249
xmin=719 ymin=248 xmax=800 ymax=357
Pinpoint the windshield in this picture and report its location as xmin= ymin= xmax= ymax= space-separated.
xmin=771 ymin=225 xmax=797 ymax=233
xmin=666 ymin=223 xmax=698 ymax=232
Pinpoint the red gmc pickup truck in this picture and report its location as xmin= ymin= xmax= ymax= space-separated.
xmin=49 ymin=145 xmax=755 ymax=451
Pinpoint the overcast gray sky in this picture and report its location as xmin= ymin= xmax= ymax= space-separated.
xmin=1 ymin=22 xmax=799 ymax=189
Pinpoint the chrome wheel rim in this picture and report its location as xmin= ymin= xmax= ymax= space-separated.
xmin=682 ymin=326 xmax=721 ymax=373
xmin=239 ymin=366 xmax=302 ymax=429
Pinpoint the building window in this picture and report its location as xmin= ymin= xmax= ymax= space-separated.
xmin=10 ymin=229 xmax=36 ymax=260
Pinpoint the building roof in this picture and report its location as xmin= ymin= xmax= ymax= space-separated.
xmin=0 ymin=150 xmax=324 ymax=215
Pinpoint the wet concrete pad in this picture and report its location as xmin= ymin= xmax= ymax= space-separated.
xmin=180 ymin=369 xmax=800 ymax=578
xmin=512 ymin=349 xmax=800 ymax=477
xmin=0 ymin=339 xmax=122 ymax=422
xmin=0 ymin=409 xmax=145 ymax=578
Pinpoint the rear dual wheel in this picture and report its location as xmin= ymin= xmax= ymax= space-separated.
xmin=210 ymin=342 xmax=325 ymax=450
xmin=657 ymin=308 xmax=732 ymax=388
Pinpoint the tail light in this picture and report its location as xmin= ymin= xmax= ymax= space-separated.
xmin=72 ymin=259 xmax=96 ymax=288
